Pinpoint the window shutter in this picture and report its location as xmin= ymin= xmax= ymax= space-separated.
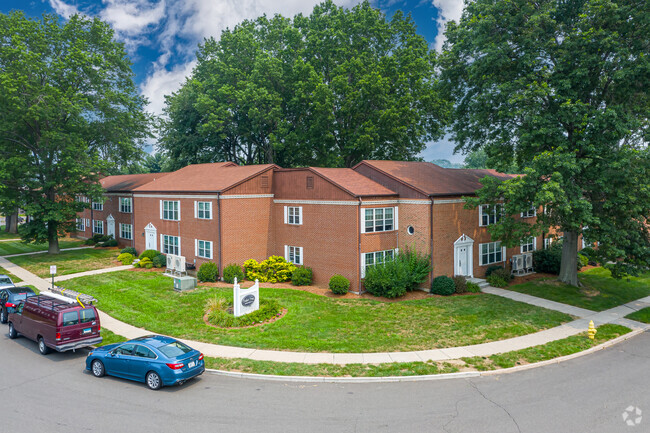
xmin=177 ymin=201 xmax=180 ymax=221
xmin=209 ymin=241 xmax=213 ymax=259
xmin=177 ymin=237 xmax=181 ymax=256
xmin=195 ymin=239 xmax=198 ymax=257
xmin=360 ymin=209 xmax=365 ymax=234
xmin=284 ymin=206 xmax=288 ymax=224
xmin=533 ymin=237 xmax=537 ymax=251
xmin=360 ymin=254 xmax=365 ymax=278
xmin=298 ymin=207 xmax=303 ymax=225
xmin=160 ymin=201 xmax=163 ymax=219
xmin=194 ymin=201 xmax=198 ymax=218
xmin=160 ymin=234 xmax=163 ymax=253
xmin=394 ymin=248 xmax=399 ymax=256
xmin=479 ymin=205 xmax=483 ymax=226
xmin=394 ymin=206 xmax=399 ymax=230
xmin=284 ymin=245 xmax=289 ymax=261
xmin=298 ymin=247 xmax=304 ymax=265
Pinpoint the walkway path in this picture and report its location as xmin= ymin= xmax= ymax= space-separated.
xmin=1 ymin=258 xmax=648 ymax=364
xmin=3 ymin=246 xmax=93 ymax=258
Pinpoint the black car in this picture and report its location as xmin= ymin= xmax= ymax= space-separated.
xmin=0 ymin=287 xmax=37 ymax=323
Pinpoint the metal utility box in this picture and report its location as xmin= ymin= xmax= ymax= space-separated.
xmin=173 ymin=276 xmax=197 ymax=292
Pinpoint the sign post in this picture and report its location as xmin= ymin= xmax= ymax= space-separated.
xmin=233 ymin=278 xmax=260 ymax=317
xmin=50 ymin=265 xmax=57 ymax=289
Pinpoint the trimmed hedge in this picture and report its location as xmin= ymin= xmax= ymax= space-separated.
xmin=120 ymin=247 xmax=137 ymax=256
xmin=117 ymin=253 xmax=135 ymax=265
xmin=197 ymin=262 xmax=219 ymax=282
xmin=485 ymin=265 xmax=504 ymax=278
xmin=363 ymin=248 xmax=431 ymax=298
xmin=152 ymin=254 xmax=166 ymax=268
xmin=487 ymin=274 xmax=508 ymax=288
xmin=134 ymin=257 xmax=153 ymax=269
xmin=291 ymin=267 xmax=313 ymax=286
xmin=329 ymin=275 xmax=350 ymax=294
xmin=431 ymin=276 xmax=455 ymax=296
xmin=223 ymin=264 xmax=245 ymax=284
xmin=139 ymin=249 xmax=161 ymax=261
xmin=244 ymin=256 xmax=296 ymax=283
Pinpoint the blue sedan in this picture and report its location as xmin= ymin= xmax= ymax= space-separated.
xmin=86 ymin=335 xmax=205 ymax=390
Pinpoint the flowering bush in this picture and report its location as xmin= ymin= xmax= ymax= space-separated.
xmin=244 ymin=256 xmax=296 ymax=283
xmin=117 ymin=253 xmax=135 ymax=265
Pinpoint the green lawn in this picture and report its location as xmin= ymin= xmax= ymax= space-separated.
xmin=0 ymin=266 xmax=23 ymax=283
xmin=64 ymin=270 xmax=572 ymax=353
xmin=508 ymin=267 xmax=650 ymax=312
xmin=8 ymin=248 xmax=120 ymax=278
xmin=626 ymin=307 xmax=650 ymax=324
xmin=0 ymin=238 xmax=85 ymax=256
xmin=0 ymin=226 xmax=20 ymax=240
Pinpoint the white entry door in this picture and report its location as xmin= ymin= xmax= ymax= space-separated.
xmin=454 ymin=234 xmax=474 ymax=278
xmin=145 ymin=223 xmax=157 ymax=250
xmin=106 ymin=215 xmax=115 ymax=239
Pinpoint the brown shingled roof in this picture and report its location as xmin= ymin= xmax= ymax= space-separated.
xmin=354 ymin=160 xmax=517 ymax=197
xmin=309 ymin=167 xmax=397 ymax=197
xmin=133 ymin=162 xmax=276 ymax=193
xmin=100 ymin=173 xmax=170 ymax=192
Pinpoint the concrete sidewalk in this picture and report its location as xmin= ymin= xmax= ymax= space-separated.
xmin=2 ymin=258 xmax=649 ymax=364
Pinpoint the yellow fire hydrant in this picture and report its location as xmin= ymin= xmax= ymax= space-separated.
xmin=588 ymin=320 xmax=597 ymax=340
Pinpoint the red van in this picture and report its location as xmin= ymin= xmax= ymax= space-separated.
xmin=8 ymin=294 xmax=102 ymax=355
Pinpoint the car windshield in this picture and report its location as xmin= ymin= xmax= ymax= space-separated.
xmin=158 ymin=341 xmax=192 ymax=358
xmin=0 ymin=277 xmax=12 ymax=285
xmin=12 ymin=293 xmax=29 ymax=302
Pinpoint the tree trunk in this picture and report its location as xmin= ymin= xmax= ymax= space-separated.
xmin=6 ymin=211 xmax=19 ymax=233
xmin=47 ymin=221 xmax=60 ymax=254
xmin=558 ymin=230 xmax=579 ymax=286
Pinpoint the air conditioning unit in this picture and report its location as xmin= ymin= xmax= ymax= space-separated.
xmin=166 ymin=254 xmax=174 ymax=270
xmin=524 ymin=253 xmax=534 ymax=270
xmin=511 ymin=255 xmax=524 ymax=275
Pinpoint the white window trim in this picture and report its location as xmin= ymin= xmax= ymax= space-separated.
xmin=478 ymin=241 xmax=505 ymax=266
xmin=194 ymin=201 xmax=213 ymax=220
xmin=119 ymin=223 xmax=133 ymax=240
xmin=195 ymin=239 xmax=213 ymax=259
xmin=119 ymin=197 xmax=132 ymax=214
xmin=520 ymin=205 xmax=537 ymax=218
xmin=544 ymin=237 xmax=553 ymax=249
xmin=161 ymin=234 xmax=181 ymax=256
xmin=160 ymin=200 xmax=180 ymax=221
xmin=284 ymin=206 xmax=302 ymax=225
xmin=284 ymin=245 xmax=303 ymax=265
xmin=92 ymin=201 xmax=104 ymax=211
xmin=521 ymin=237 xmax=537 ymax=254
xmin=76 ymin=218 xmax=85 ymax=231
xmin=479 ymin=204 xmax=502 ymax=227
xmin=361 ymin=207 xmax=396 ymax=234
xmin=361 ymin=249 xmax=396 ymax=278
xmin=92 ymin=220 xmax=104 ymax=234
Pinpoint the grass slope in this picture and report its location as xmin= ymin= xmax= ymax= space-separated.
xmin=0 ymin=238 xmax=85 ymax=256
xmin=8 ymin=248 xmax=119 ymax=278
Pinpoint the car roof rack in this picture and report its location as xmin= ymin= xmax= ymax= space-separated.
xmin=32 ymin=296 xmax=75 ymax=311
xmin=48 ymin=286 xmax=98 ymax=306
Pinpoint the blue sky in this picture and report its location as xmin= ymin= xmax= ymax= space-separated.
xmin=1 ymin=0 xmax=465 ymax=163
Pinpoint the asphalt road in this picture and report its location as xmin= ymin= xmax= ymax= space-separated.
xmin=0 ymin=330 xmax=648 ymax=433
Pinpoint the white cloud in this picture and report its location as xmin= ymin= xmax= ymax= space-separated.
xmin=140 ymin=60 xmax=196 ymax=118
xmin=48 ymin=0 xmax=81 ymax=18
xmin=99 ymin=0 xmax=167 ymax=36
xmin=431 ymin=0 xmax=464 ymax=51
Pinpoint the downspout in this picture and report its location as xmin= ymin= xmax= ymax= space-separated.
xmin=430 ymin=196 xmax=434 ymax=286
xmin=217 ymin=193 xmax=222 ymax=278
xmin=130 ymin=193 xmax=135 ymax=248
xmin=358 ymin=197 xmax=362 ymax=294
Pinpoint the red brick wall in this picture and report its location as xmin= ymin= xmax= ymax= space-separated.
xmin=73 ymin=194 xmax=136 ymax=249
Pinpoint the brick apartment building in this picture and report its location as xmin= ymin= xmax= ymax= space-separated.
xmin=76 ymin=161 xmax=547 ymax=292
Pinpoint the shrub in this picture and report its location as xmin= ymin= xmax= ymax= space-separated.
xmin=363 ymin=248 xmax=431 ymax=298
xmin=487 ymin=274 xmax=508 ymax=288
xmin=117 ymin=253 xmax=135 ymax=265
xmin=83 ymin=238 xmax=96 ymax=246
xmin=431 ymin=276 xmax=455 ymax=296
xmin=120 ymin=247 xmax=137 ymax=256
xmin=139 ymin=249 xmax=161 ymax=261
xmin=134 ymin=257 xmax=153 ymax=269
xmin=490 ymin=267 xmax=511 ymax=281
xmin=533 ymin=244 xmax=585 ymax=273
xmin=99 ymin=238 xmax=118 ymax=247
xmin=485 ymin=265 xmax=504 ymax=278
xmin=152 ymin=254 xmax=166 ymax=268
xmin=452 ymin=275 xmax=468 ymax=294
xmin=92 ymin=234 xmax=109 ymax=243
xmin=223 ymin=264 xmax=245 ymax=284
xmin=291 ymin=267 xmax=313 ymax=286
xmin=197 ymin=262 xmax=219 ymax=282
xmin=244 ymin=256 xmax=296 ymax=283
xmin=577 ymin=253 xmax=589 ymax=269
xmin=329 ymin=275 xmax=350 ymax=294
xmin=466 ymin=281 xmax=482 ymax=293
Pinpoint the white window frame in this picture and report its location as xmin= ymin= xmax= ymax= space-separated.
xmin=76 ymin=218 xmax=85 ymax=231
xmin=194 ymin=201 xmax=212 ymax=220
xmin=361 ymin=249 xmax=397 ymax=278
xmin=479 ymin=204 xmax=502 ymax=227
xmin=521 ymin=236 xmax=536 ymax=253
xmin=92 ymin=220 xmax=104 ymax=235
xmin=161 ymin=234 xmax=180 ymax=256
xmin=284 ymin=245 xmax=303 ymax=265
xmin=92 ymin=200 xmax=104 ymax=211
xmin=195 ymin=239 xmax=213 ymax=259
xmin=119 ymin=197 xmax=132 ymax=213
xmin=521 ymin=205 xmax=536 ymax=218
xmin=544 ymin=237 xmax=553 ymax=249
xmin=283 ymin=206 xmax=303 ymax=225
xmin=160 ymin=200 xmax=180 ymax=221
xmin=85 ymin=218 xmax=90 ymax=228
xmin=479 ymin=241 xmax=504 ymax=266
xmin=119 ymin=223 xmax=133 ymax=240
xmin=361 ymin=207 xmax=398 ymax=233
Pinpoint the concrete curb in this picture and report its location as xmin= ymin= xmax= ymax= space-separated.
xmin=203 ymin=328 xmax=645 ymax=383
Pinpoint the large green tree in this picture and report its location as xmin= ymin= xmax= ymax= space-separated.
xmin=0 ymin=12 xmax=150 ymax=253
xmin=160 ymin=0 xmax=445 ymax=168
xmin=441 ymin=0 xmax=650 ymax=285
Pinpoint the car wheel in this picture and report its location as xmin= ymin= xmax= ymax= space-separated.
xmin=38 ymin=337 xmax=50 ymax=355
xmin=8 ymin=322 xmax=17 ymax=339
xmin=0 ymin=308 xmax=6 ymax=324
xmin=91 ymin=360 xmax=105 ymax=377
xmin=146 ymin=371 xmax=162 ymax=390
